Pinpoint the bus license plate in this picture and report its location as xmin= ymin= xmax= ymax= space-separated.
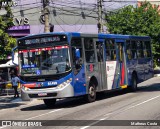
xmin=38 ymin=93 xmax=47 ymax=96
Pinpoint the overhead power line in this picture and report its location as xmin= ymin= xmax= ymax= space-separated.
xmin=6 ymin=0 xmax=137 ymax=33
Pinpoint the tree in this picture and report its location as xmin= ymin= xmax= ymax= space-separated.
xmin=105 ymin=2 xmax=160 ymax=66
xmin=0 ymin=0 xmax=16 ymax=60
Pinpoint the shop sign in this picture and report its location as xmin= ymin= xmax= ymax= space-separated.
xmin=14 ymin=17 xmax=29 ymax=26
xmin=8 ymin=25 xmax=30 ymax=30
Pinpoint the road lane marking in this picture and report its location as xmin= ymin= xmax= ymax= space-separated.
xmin=80 ymin=95 xmax=160 ymax=129
xmin=25 ymin=109 xmax=62 ymax=120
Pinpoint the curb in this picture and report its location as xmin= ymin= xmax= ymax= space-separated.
xmin=10 ymin=98 xmax=23 ymax=103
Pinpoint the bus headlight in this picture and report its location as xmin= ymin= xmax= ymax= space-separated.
xmin=22 ymin=85 xmax=30 ymax=91
xmin=57 ymin=78 xmax=72 ymax=89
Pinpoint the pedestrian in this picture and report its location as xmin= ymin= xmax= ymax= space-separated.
xmin=11 ymin=74 xmax=20 ymax=98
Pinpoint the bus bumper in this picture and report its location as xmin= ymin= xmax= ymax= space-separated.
xmin=21 ymin=83 xmax=74 ymax=101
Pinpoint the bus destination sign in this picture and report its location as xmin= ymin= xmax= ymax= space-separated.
xmin=23 ymin=36 xmax=67 ymax=45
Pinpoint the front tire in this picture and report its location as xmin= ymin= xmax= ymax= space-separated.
xmin=43 ymin=98 xmax=56 ymax=108
xmin=85 ymin=84 xmax=96 ymax=103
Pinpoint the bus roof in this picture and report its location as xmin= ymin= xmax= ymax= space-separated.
xmin=18 ymin=32 xmax=150 ymax=41
xmin=98 ymin=33 xmax=150 ymax=40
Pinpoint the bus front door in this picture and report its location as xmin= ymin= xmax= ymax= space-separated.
xmin=116 ymin=41 xmax=128 ymax=88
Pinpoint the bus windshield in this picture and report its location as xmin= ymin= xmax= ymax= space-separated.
xmin=19 ymin=46 xmax=71 ymax=76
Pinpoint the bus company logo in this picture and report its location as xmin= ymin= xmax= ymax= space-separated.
xmin=48 ymin=81 xmax=57 ymax=86
xmin=0 ymin=1 xmax=18 ymax=7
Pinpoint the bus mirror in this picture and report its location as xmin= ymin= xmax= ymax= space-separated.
xmin=76 ymin=49 xmax=80 ymax=58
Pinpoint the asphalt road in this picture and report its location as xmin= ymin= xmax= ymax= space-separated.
xmin=0 ymin=77 xmax=160 ymax=129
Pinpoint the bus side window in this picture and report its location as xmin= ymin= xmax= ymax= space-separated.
xmin=71 ymin=38 xmax=83 ymax=75
xmin=127 ymin=50 xmax=132 ymax=60
xmin=111 ymin=50 xmax=116 ymax=60
xmin=126 ymin=40 xmax=132 ymax=60
xmin=105 ymin=39 xmax=115 ymax=61
xmin=84 ymin=39 xmax=95 ymax=63
xmin=118 ymin=43 xmax=124 ymax=62
xmin=96 ymin=42 xmax=103 ymax=62
xmin=131 ymin=40 xmax=137 ymax=59
xmin=144 ymin=41 xmax=151 ymax=58
xmin=106 ymin=51 xmax=111 ymax=60
xmin=137 ymin=41 xmax=144 ymax=58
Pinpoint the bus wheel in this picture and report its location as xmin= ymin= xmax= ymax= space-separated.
xmin=85 ymin=84 xmax=96 ymax=103
xmin=43 ymin=99 xmax=56 ymax=108
xmin=130 ymin=75 xmax=137 ymax=91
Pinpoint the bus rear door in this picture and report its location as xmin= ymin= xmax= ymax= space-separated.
xmin=116 ymin=40 xmax=128 ymax=89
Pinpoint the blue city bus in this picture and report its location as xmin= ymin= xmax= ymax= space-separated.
xmin=13 ymin=32 xmax=154 ymax=107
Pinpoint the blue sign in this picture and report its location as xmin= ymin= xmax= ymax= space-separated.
xmin=36 ymin=70 xmax=41 ymax=75
xmin=22 ymin=64 xmax=36 ymax=68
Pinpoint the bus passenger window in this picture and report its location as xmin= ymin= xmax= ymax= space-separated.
xmin=106 ymin=51 xmax=111 ymax=60
xmin=111 ymin=50 xmax=116 ymax=60
xmin=84 ymin=39 xmax=95 ymax=63
xmin=126 ymin=40 xmax=132 ymax=60
xmin=96 ymin=42 xmax=103 ymax=62
xmin=85 ymin=51 xmax=95 ymax=63
xmin=127 ymin=50 xmax=132 ymax=60
xmin=147 ymin=50 xmax=151 ymax=57
xmin=144 ymin=50 xmax=147 ymax=57
xmin=137 ymin=41 xmax=144 ymax=58
xmin=129 ymin=40 xmax=137 ymax=59
xmin=71 ymin=38 xmax=83 ymax=75
xmin=105 ymin=39 xmax=116 ymax=61
xmin=144 ymin=41 xmax=151 ymax=58
xmin=85 ymin=39 xmax=94 ymax=50
xmin=131 ymin=50 xmax=137 ymax=59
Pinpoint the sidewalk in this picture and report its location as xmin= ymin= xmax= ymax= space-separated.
xmin=0 ymin=95 xmax=18 ymax=103
xmin=0 ymin=91 xmax=31 ymax=110
xmin=0 ymin=88 xmax=22 ymax=103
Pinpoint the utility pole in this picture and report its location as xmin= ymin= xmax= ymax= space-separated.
xmin=97 ymin=0 xmax=103 ymax=33
xmin=42 ymin=0 xmax=50 ymax=33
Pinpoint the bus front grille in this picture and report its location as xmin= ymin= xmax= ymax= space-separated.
xmin=29 ymin=86 xmax=57 ymax=89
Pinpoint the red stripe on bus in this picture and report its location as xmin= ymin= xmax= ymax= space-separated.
xmin=22 ymin=83 xmax=36 ymax=88
xmin=18 ymin=46 xmax=69 ymax=53
xmin=120 ymin=63 xmax=125 ymax=85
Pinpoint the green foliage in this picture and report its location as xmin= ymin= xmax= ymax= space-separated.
xmin=105 ymin=2 xmax=160 ymax=66
xmin=0 ymin=0 xmax=16 ymax=60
